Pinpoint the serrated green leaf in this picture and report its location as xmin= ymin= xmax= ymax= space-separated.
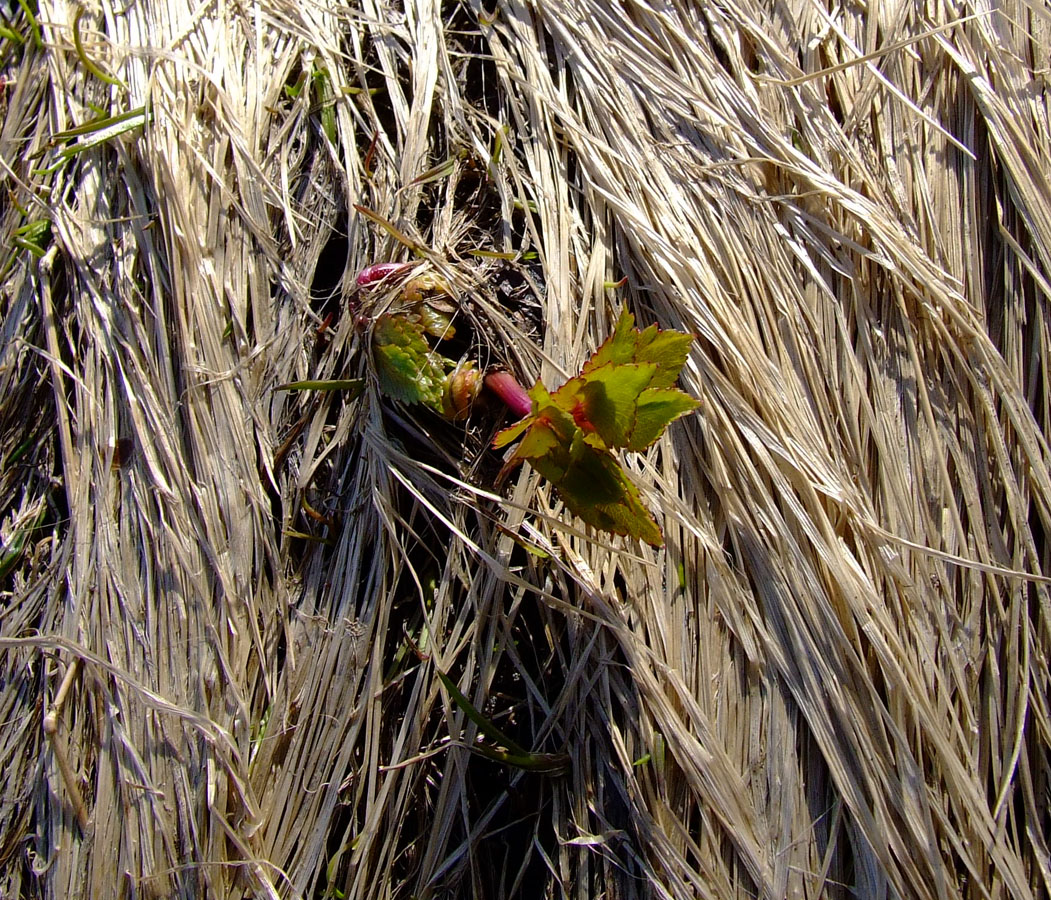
xmin=516 ymin=416 xmax=563 ymax=462
xmin=375 ymin=345 xmax=443 ymax=406
xmin=372 ymin=314 xmax=445 ymax=408
xmin=529 ymin=379 xmax=554 ymax=408
xmin=582 ymin=307 xmax=693 ymax=390
xmin=531 ymin=438 xmax=663 ymax=546
xmin=554 ymin=362 xmax=657 ymax=448
xmin=506 ymin=415 xmax=663 ymax=545
xmin=582 ymin=308 xmax=639 ymax=370
xmin=552 ymin=359 xmax=697 ymax=452
xmin=633 ymin=330 xmax=695 ymax=389
xmin=628 ymin=387 xmax=699 ymax=450
xmin=559 ymin=309 xmax=696 ymax=449
xmin=492 ymin=309 xmax=695 ymax=546
xmin=493 ymin=415 xmax=531 ymax=449
xmin=562 ymin=430 xmax=628 ymax=505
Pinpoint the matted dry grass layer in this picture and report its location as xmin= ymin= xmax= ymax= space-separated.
xmin=2 ymin=0 xmax=1050 ymax=897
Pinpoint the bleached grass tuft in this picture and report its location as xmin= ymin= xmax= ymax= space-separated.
xmin=1 ymin=1 xmax=1050 ymax=899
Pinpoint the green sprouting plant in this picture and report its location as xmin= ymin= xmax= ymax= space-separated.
xmin=493 ymin=308 xmax=698 ymax=546
xmin=33 ymin=105 xmax=150 ymax=176
xmin=284 ymin=63 xmax=339 ymax=144
xmin=72 ymin=7 xmax=126 ymax=88
xmin=371 ymin=309 xmax=450 ymax=408
xmin=310 ymin=65 xmax=337 ymax=145
xmin=357 ymin=264 xmax=475 ymax=415
xmin=11 ymin=217 xmax=51 ymax=257
xmin=1 ymin=205 xmax=52 ymax=280
xmin=291 ymin=259 xmax=698 ymax=546
xmin=0 ymin=0 xmax=42 ymax=51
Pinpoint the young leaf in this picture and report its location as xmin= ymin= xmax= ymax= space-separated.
xmin=372 ymin=314 xmax=445 ymax=408
xmin=583 ymin=308 xmax=694 ymax=390
xmin=499 ymin=390 xmax=664 ymax=545
xmin=629 ymin=387 xmax=699 ymax=451
xmin=493 ymin=378 xmax=552 ymax=448
xmin=493 ymin=308 xmax=697 ymax=546
xmin=554 ymin=362 xmax=657 ymax=448
xmin=442 ymin=362 xmax=482 ymax=420
xmin=493 ymin=413 xmax=532 ymax=449
xmin=556 ymin=310 xmax=699 ymax=450
xmin=533 ymin=433 xmax=663 ymax=546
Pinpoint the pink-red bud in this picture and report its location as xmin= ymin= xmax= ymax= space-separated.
xmin=484 ymin=369 xmax=532 ymax=419
xmin=355 ymin=262 xmax=414 ymax=288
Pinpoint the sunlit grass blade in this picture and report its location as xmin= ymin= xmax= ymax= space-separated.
xmin=51 ymin=105 xmax=151 ymax=141
xmin=410 ymin=156 xmax=456 ymax=185
xmin=37 ymin=106 xmax=150 ymax=171
xmin=353 ymin=204 xmax=424 ymax=253
xmin=15 ymin=0 xmax=41 ymax=48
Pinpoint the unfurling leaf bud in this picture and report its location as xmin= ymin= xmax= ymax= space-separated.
xmin=355 ymin=261 xmax=414 ymax=288
xmin=442 ymin=363 xmax=483 ymax=421
xmin=483 ymin=369 xmax=533 ymax=419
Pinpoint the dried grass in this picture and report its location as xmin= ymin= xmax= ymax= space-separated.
xmin=2 ymin=0 xmax=1051 ymax=898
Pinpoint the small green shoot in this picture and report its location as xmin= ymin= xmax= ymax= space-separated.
xmin=372 ymin=314 xmax=446 ymax=409
xmin=11 ymin=218 xmax=51 ymax=257
xmin=311 ymin=65 xmax=337 ymax=144
xmin=50 ymin=105 xmax=149 ymax=142
xmin=436 ymin=668 xmax=568 ymax=774
xmin=281 ymin=528 xmax=334 ymax=545
xmin=352 ymin=205 xmax=423 ymax=253
xmin=323 ymin=848 xmax=349 ymax=899
xmin=15 ymin=0 xmax=41 ymax=48
xmin=494 ymin=308 xmax=698 ymax=546
xmin=2 ymin=215 xmax=51 ymax=279
xmin=491 ymin=124 xmax=508 ymax=165
xmin=283 ymin=70 xmax=306 ymax=100
xmin=36 ymin=106 xmax=150 ymax=173
xmin=72 ymin=8 xmax=125 ymax=88
xmin=4 ymin=434 xmax=37 ymax=468
xmin=467 ymin=249 xmax=517 ymax=260
xmin=0 ymin=527 xmax=30 ymax=581
xmin=411 ymin=156 xmax=457 ymax=186
xmin=634 ymin=732 xmax=665 ymax=775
